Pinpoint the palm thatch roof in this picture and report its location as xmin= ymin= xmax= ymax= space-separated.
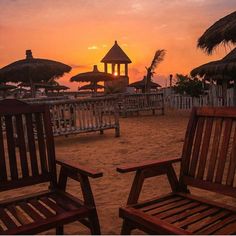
xmin=0 ymin=50 xmax=71 ymax=83
xmin=101 ymin=41 xmax=131 ymax=63
xmin=79 ymin=83 xmax=104 ymax=91
xmin=198 ymin=11 xmax=236 ymax=54
xmin=129 ymin=77 xmax=161 ymax=89
xmin=70 ymin=65 xmax=114 ymax=83
xmin=191 ymin=48 xmax=236 ymax=78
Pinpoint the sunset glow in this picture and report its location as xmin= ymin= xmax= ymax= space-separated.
xmin=0 ymin=0 xmax=236 ymax=90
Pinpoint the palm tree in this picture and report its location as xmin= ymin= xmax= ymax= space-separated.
xmin=145 ymin=49 xmax=166 ymax=93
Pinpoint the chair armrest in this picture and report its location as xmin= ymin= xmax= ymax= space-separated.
xmin=56 ymin=159 xmax=103 ymax=178
xmin=117 ymin=157 xmax=181 ymax=173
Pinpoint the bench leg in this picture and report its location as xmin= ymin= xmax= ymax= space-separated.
xmin=115 ymin=126 xmax=120 ymax=137
xmin=56 ymin=225 xmax=64 ymax=235
xmin=88 ymin=212 xmax=101 ymax=235
xmin=100 ymin=130 xmax=104 ymax=135
xmin=121 ymin=219 xmax=133 ymax=235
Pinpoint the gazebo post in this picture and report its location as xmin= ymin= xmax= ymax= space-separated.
xmin=222 ymin=80 xmax=228 ymax=106
xmin=233 ymin=80 xmax=236 ymax=106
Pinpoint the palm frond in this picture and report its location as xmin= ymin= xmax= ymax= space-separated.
xmin=149 ymin=49 xmax=166 ymax=71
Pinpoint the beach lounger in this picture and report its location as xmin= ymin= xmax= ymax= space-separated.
xmin=117 ymin=107 xmax=236 ymax=234
xmin=0 ymin=99 xmax=102 ymax=235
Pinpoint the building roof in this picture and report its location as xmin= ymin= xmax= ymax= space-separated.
xmin=101 ymin=41 xmax=132 ymax=63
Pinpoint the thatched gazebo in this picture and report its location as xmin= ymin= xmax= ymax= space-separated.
xmin=198 ymin=11 xmax=236 ymax=54
xmin=0 ymin=50 xmax=71 ymax=97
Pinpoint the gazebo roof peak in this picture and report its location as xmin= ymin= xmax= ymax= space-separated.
xmin=101 ymin=40 xmax=132 ymax=64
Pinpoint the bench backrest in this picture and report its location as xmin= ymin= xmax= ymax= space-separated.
xmin=180 ymin=107 xmax=236 ymax=197
xmin=0 ymin=99 xmax=57 ymax=192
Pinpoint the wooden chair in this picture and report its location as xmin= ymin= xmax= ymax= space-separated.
xmin=0 ymin=99 xmax=102 ymax=235
xmin=117 ymin=107 xmax=236 ymax=234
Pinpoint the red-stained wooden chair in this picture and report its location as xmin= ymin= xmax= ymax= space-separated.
xmin=117 ymin=107 xmax=236 ymax=235
xmin=0 ymin=99 xmax=102 ymax=235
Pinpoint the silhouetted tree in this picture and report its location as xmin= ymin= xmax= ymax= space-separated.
xmin=145 ymin=50 xmax=166 ymax=93
xmin=173 ymin=74 xmax=204 ymax=97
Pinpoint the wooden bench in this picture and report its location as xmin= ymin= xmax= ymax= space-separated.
xmin=27 ymin=97 xmax=120 ymax=137
xmin=0 ymin=99 xmax=102 ymax=235
xmin=119 ymin=93 xmax=164 ymax=117
xmin=117 ymin=107 xmax=236 ymax=234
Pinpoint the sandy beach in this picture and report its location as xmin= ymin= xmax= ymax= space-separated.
xmin=1 ymin=110 xmax=235 ymax=234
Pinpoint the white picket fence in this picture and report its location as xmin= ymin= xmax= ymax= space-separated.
xmin=165 ymin=89 xmax=234 ymax=110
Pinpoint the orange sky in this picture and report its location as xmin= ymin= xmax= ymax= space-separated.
xmin=0 ymin=0 xmax=236 ymax=90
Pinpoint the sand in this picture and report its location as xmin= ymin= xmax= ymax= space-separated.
xmin=1 ymin=110 xmax=236 ymax=234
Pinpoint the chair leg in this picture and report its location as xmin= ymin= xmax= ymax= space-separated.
xmin=56 ymin=225 xmax=64 ymax=235
xmin=121 ymin=220 xmax=133 ymax=235
xmin=89 ymin=213 xmax=101 ymax=235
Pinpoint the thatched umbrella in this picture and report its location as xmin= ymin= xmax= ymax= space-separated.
xmin=191 ymin=48 xmax=236 ymax=105
xmin=70 ymin=65 xmax=114 ymax=93
xmin=0 ymin=50 xmax=71 ymax=97
xmin=129 ymin=76 xmax=161 ymax=93
xmin=198 ymin=11 xmax=236 ymax=54
xmin=79 ymin=83 xmax=104 ymax=92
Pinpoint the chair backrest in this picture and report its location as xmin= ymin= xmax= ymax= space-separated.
xmin=0 ymin=99 xmax=57 ymax=192
xmin=180 ymin=107 xmax=236 ymax=198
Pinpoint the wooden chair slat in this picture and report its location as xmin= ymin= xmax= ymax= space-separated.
xmin=17 ymin=202 xmax=44 ymax=221
xmin=50 ymin=194 xmax=79 ymax=211
xmin=7 ymin=205 xmax=31 ymax=225
xmin=195 ymin=211 xmax=232 ymax=234
xmin=25 ymin=113 xmax=39 ymax=176
xmin=5 ymin=115 xmax=18 ymax=180
xmin=197 ymin=214 xmax=236 ymax=235
xmin=40 ymin=197 xmax=65 ymax=214
xmin=34 ymin=113 xmax=48 ymax=174
xmin=165 ymin=204 xmax=209 ymax=224
xmin=215 ymin=118 xmax=233 ymax=184
xmin=213 ymin=220 xmax=236 ymax=235
xmin=196 ymin=117 xmax=213 ymax=179
xmin=140 ymin=196 xmax=183 ymax=212
xmin=0 ymin=119 xmax=7 ymax=181
xmin=15 ymin=115 xmax=29 ymax=178
xmin=206 ymin=118 xmax=223 ymax=182
xmin=146 ymin=199 xmax=191 ymax=216
xmin=188 ymin=117 xmax=205 ymax=177
xmin=155 ymin=202 xmax=201 ymax=219
xmin=28 ymin=199 xmax=54 ymax=218
xmin=174 ymin=207 xmax=219 ymax=228
xmin=0 ymin=208 xmax=18 ymax=230
xmin=226 ymin=124 xmax=236 ymax=186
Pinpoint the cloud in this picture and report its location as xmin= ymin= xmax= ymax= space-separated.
xmin=69 ymin=64 xmax=88 ymax=69
xmin=88 ymin=45 xmax=99 ymax=50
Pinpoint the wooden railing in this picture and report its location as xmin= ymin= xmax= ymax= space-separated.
xmin=27 ymin=97 xmax=120 ymax=137
xmin=118 ymin=93 xmax=164 ymax=116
